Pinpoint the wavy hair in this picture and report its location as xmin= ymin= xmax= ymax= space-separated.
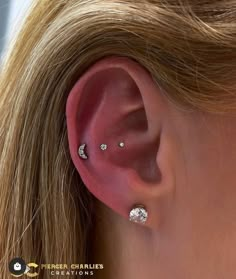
xmin=0 ymin=0 xmax=236 ymax=278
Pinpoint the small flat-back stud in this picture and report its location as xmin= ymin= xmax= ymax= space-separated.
xmin=118 ymin=142 xmax=125 ymax=148
xmin=100 ymin=144 xmax=108 ymax=151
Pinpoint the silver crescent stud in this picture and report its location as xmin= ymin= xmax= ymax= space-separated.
xmin=78 ymin=143 xmax=88 ymax=160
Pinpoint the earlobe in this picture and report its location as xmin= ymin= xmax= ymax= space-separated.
xmin=66 ymin=56 xmax=176 ymax=230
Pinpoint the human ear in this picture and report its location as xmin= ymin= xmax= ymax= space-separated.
xmin=66 ymin=56 xmax=176 ymax=230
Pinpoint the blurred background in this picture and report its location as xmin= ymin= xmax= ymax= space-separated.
xmin=0 ymin=0 xmax=32 ymax=60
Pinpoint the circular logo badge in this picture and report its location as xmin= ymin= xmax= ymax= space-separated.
xmin=9 ymin=258 xmax=27 ymax=277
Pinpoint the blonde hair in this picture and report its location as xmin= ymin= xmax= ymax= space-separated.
xmin=0 ymin=0 xmax=235 ymax=277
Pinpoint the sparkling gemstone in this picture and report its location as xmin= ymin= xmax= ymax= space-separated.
xmin=100 ymin=144 xmax=107 ymax=151
xmin=129 ymin=206 xmax=148 ymax=224
xmin=78 ymin=144 xmax=88 ymax=159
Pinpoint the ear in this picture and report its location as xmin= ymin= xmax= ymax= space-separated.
xmin=66 ymin=56 xmax=176 ymax=230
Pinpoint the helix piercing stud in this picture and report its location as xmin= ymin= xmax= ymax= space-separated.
xmin=129 ymin=205 xmax=148 ymax=224
xmin=78 ymin=143 xmax=88 ymax=160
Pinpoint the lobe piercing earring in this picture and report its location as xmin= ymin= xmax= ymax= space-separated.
xmin=129 ymin=205 xmax=148 ymax=224
xmin=78 ymin=143 xmax=88 ymax=160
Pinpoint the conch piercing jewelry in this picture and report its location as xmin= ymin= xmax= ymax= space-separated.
xmin=79 ymin=141 xmax=125 ymax=159
xmin=78 ymin=144 xmax=88 ymax=160
xmin=100 ymin=144 xmax=108 ymax=151
xmin=129 ymin=205 xmax=148 ymax=224
xmin=100 ymin=142 xmax=125 ymax=151
xmin=118 ymin=142 xmax=125 ymax=148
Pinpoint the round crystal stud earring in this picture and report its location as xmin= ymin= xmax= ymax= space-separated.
xmin=129 ymin=205 xmax=148 ymax=224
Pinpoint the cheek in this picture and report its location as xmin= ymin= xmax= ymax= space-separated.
xmin=171 ymin=111 xmax=236 ymax=215
xmin=160 ymin=111 xmax=236 ymax=269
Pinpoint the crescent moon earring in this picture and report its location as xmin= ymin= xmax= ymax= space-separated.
xmin=78 ymin=143 xmax=88 ymax=160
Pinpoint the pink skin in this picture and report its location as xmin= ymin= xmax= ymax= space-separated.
xmin=66 ymin=56 xmax=236 ymax=279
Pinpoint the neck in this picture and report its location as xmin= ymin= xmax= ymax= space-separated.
xmin=93 ymin=200 xmax=236 ymax=279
